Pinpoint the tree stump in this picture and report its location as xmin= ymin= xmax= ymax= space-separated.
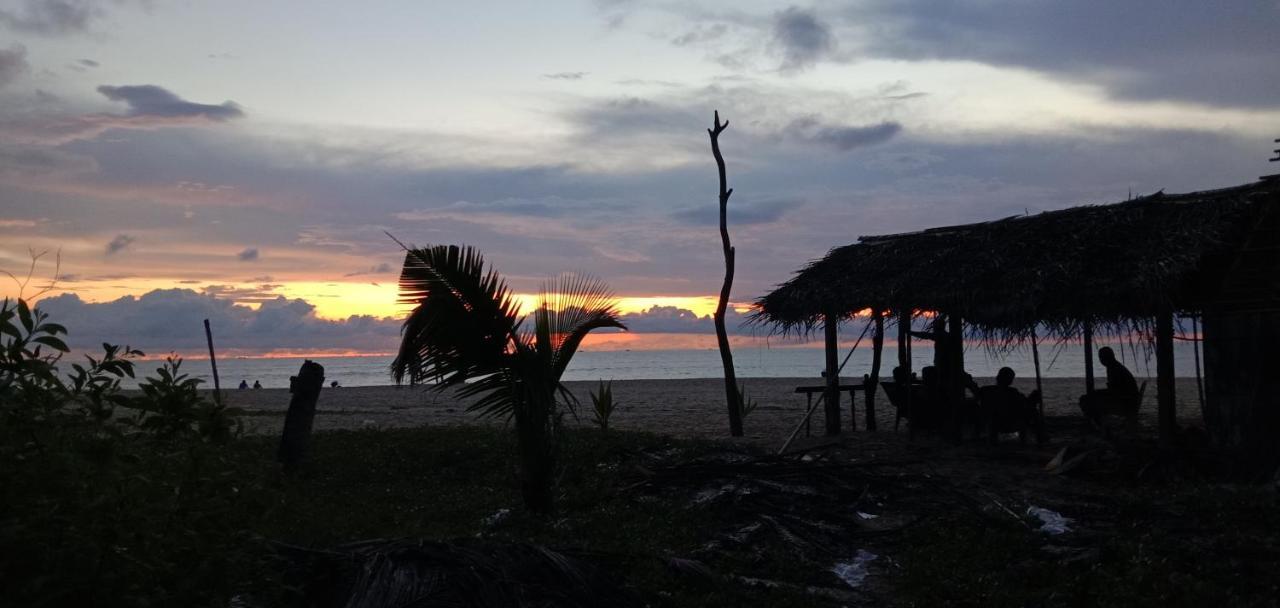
xmin=278 ymin=360 xmax=325 ymax=472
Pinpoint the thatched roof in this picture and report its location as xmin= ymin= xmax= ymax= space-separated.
xmin=755 ymin=179 xmax=1280 ymax=337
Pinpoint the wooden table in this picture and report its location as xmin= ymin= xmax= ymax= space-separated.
xmin=794 ymin=384 xmax=867 ymax=436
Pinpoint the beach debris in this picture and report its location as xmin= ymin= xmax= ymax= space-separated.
xmin=1026 ymin=506 xmax=1073 ymax=535
xmin=482 ymin=508 xmax=511 ymax=528
xmin=692 ymin=482 xmax=741 ymax=505
xmin=666 ymin=556 xmax=715 ymax=580
xmin=271 ymin=538 xmax=630 ymax=608
xmin=831 ymin=549 xmax=878 ymax=588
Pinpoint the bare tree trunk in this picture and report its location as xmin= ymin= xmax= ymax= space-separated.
xmin=708 ymin=111 xmax=742 ymax=437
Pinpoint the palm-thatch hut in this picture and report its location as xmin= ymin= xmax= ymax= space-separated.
xmin=755 ymin=178 xmax=1280 ymax=467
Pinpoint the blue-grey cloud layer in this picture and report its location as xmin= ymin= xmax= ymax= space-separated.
xmin=97 ymin=85 xmax=245 ymax=121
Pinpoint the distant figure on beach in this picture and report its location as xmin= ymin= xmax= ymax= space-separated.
xmin=253 ymin=380 xmax=262 ymax=389
xmin=1078 ymin=347 xmax=1141 ymax=424
xmin=978 ymin=367 xmax=1041 ymax=442
xmin=238 ymin=379 xmax=249 ymax=390
xmin=330 ymin=380 xmax=340 ymax=388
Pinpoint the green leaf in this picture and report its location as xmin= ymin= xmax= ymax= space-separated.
xmin=16 ymin=299 xmax=33 ymax=333
xmin=32 ymin=335 xmax=69 ymax=352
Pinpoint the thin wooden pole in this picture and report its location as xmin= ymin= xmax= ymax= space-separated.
xmin=823 ymin=312 xmax=842 ymax=436
xmin=948 ymin=314 xmax=964 ymax=441
xmin=203 ymin=318 xmax=222 ymax=407
xmin=865 ymin=311 xmax=883 ymax=432
xmin=1031 ymin=329 xmax=1046 ymax=444
xmin=1156 ymin=309 xmax=1177 ymax=447
xmin=1083 ymin=323 xmax=1096 ymax=394
xmin=1192 ymin=315 xmax=1206 ymax=420
xmin=899 ymin=310 xmax=914 ymax=438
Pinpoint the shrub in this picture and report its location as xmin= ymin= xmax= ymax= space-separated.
xmin=0 ymin=297 xmax=277 ymax=607
xmin=590 ymin=379 xmax=617 ymax=432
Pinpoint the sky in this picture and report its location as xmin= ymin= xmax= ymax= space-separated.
xmin=1 ymin=0 xmax=1278 ymax=355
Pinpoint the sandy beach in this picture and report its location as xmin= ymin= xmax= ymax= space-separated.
xmin=223 ymin=376 xmax=1205 ymax=442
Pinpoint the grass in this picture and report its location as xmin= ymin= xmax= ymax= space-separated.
xmin=30 ymin=423 xmax=1269 ymax=606
xmin=245 ymin=426 xmax=815 ymax=606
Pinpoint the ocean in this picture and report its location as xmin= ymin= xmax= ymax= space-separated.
xmin=142 ymin=340 xmax=1209 ymax=389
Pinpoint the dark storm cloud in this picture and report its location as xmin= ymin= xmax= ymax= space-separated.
xmin=843 ymin=0 xmax=1280 ymax=108
xmin=104 ymin=233 xmax=135 ymax=255
xmin=543 ymin=71 xmax=588 ymax=80
xmin=771 ymin=6 xmax=834 ymax=73
xmin=782 ymin=118 xmax=902 ymax=151
xmin=236 ymin=247 xmax=259 ymax=261
xmin=0 ymin=0 xmax=98 ymax=36
xmin=671 ymin=198 xmax=797 ymax=226
xmin=35 ymin=289 xmax=403 ymax=355
xmin=96 ymin=85 xmax=245 ymax=121
xmin=0 ymin=45 xmax=28 ymax=88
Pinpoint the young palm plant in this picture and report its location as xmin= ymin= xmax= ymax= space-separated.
xmin=390 ymin=244 xmax=625 ymax=513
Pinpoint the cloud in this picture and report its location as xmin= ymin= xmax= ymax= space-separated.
xmin=35 ymin=289 xmax=404 ymax=356
xmin=96 ymin=85 xmax=244 ymax=121
xmin=771 ymin=7 xmax=833 ymax=73
xmin=0 ymin=45 xmax=28 ymax=88
xmin=619 ymin=305 xmax=753 ymax=334
xmin=0 ymin=144 xmax=97 ymax=179
xmin=782 ymin=118 xmax=902 ymax=151
xmin=0 ymin=0 xmax=98 ymax=36
xmin=672 ymin=23 xmax=727 ymax=47
xmin=842 ymin=0 xmax=1280 ymax=109
xmin=543 ymin=71 xmax=588 ymax=80
xmin=78 ymin=58 xmax=98 ymax=67
xmin=0 ymin=84 xmax=246 ymax=144
xmin=344 ymin=262 xmax=392 ymax=277
xmin=104 ymin=233 xmax=135 ymax=255
xmin=235 ymin=247 xmax=259 ymax=261
xmin=671 ymin=198 xmax=797 ymax=226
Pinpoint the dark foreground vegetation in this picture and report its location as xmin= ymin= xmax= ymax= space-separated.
xmin=6 ymin=418 xmax=1280 ymax=607
xmin=4 ymin=297 xmax=1279 ymax=606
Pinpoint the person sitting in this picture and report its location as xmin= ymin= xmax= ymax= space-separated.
xmin=1078 ymin=347 xmax=1141 ymax=425
xmin=330 ymin=380 xmax=340 ymax=388
xmin=238 ymin=379 xmax=249 ymax=390
xmin=978 ymin=367 xmax=1041 ymax=443
xmin=252 ymin=380 xmax=262 ymax=389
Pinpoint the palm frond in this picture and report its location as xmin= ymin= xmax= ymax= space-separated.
xmin=390 ymin=244 xmax=523 ymax=386
xmin=528 ymin=274 xmax=626 ymax=380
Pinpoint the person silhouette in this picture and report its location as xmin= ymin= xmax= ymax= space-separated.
xmin=1078 ymin=347 xmax=1140 ymax=424
xmin=252 ymin=380 xmax=262 ymax=389
xmin=978 ymin=367 xmax=1041 ymax=442
xmin=238 ymin=379 xmax=249 ymax=390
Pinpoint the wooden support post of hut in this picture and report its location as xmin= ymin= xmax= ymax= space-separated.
xmin=1155 ymin=308 xmax=1177 ymax=447
xmin=947 ymin=314 xmax=965 ymax=440
xmin=278 ymin=360 xmax=325 ymax=472
xmin=823 ymin=312 xmax=842 ymax=436
xmin=898 ymin=310 xmax=914 ymax=437
xmin=1083 ymin=323 xmax=1096 ymax=394
xmin=863 ymin=310 xmax=883 ymax=432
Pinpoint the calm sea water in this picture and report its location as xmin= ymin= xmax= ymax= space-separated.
xmin=136 ymin=340 xmax=1207 ymax=389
